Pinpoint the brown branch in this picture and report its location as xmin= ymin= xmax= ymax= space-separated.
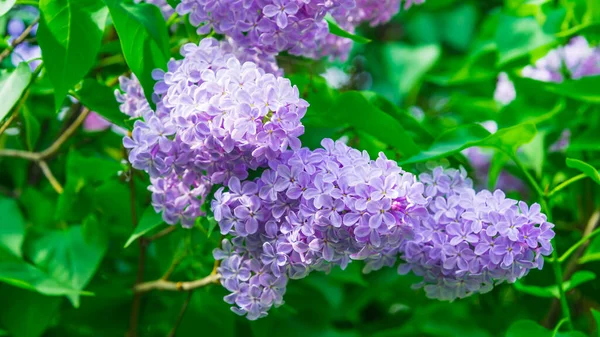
xmin=168 ymin=291 xmax=194 ymax=337
xmin=38 ymin=160 xmax=63 ymax=194
xmin=0 ymin=17 xmax=40 ymax=64
xmin=147 ymin=225 xmax=177 ymax=242
xmin=0 ymin=107 xmax=91 ymax=161
xmin=133 ymin=273 xmax=221 ymax=293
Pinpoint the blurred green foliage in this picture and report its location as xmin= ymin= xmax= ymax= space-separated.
xmin=1 ymin=0 xmax=600 ymax=336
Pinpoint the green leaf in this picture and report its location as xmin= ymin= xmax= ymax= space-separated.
xmin=0 ymin=62 xmax=31 ymax=122
xmin=76 ymin=79 xmax=128 ymax=129
xmin=506 ymin=320 xmax=552 ymax=337
xmin=591 ymin=309 xmax=600 ymax=337
xmin=544 ymin=76 xmax=600 ymax=103
xmin=329 ymin=91 xmax=422 ymax=158
xmin=0 ymin=198 xmax=25 ymax=258
xmin=124 ymin=206 xmax=165 ymax=248
xmin=401 ymin=123 xmax=536 ymax=165
xmin=496 ymin=14 xmax=556 ymax=66
xmin=24 ymin=220 xmax=108 ymax=307
xmin=325 ymin=15 xmax=371 ymax=44
xmin=0 ymin=0 xmax=15 ymax=17
xmin=566 ymin=158 xmax=600 ymax=185
xmin=37 ymin=0 xmax=108 ymax=110
xmin=105 ymin=0 xmax=169 ymax=106
xmin=380 ymin=43 xmax=441 ymax=100
xmin=21 ymin=104 xmax=40 ymax=151
xmin=165 ymin=0 xmax=180 ymax=8
xmin=0 ymin=285 xmax=62 ymax=337
xmin=0 ymin=256 xmax=85 ymax=296
xmin=514 ymin=271 xmax=596 ymax=298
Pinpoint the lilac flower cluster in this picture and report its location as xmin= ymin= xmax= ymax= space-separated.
xmin=119 ymin=38 xmax=306 ymax=225
xmin=6 ymin=7 xmax=41 ymax=71
xmin=399 ymin=167 xmax=555 ymax=301
xmin=212 ymin=138 xmax=429 ymax=319
xmin=175 ymin=0 xmax=419 ymax=61
xmin=522 ymin=36 xmax=600 ymax=82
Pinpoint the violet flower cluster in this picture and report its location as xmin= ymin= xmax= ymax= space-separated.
xmin=6 ymin=7 xmax=41 ymax=71
xmin=175 ymin=0 xmax=423 ymax=61
xmin=399 ymin=167 xmax=555 ymax=301
xmin=212 ymin=138 xmax=428 ymax=319
xmin=118 ymin=37 xmax=306 ymax=226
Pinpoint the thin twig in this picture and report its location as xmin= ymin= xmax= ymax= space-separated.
xmin=148 ymin=226 xmax=177 ymax=242
xmin=161 ymin=252 xmax=188 ymax=281
xmin=168 ymin=291 xmax=194 ymax=337
xmin=558 ymin=213 xmax=600 ymax=263
xmin=38 ymin=160 xmax=63 ymax=194
xmin=133 ymin=273 xmax=221 ymax=293
xmin=0 ymin=108 xmax=91 ymax=161
xmin=0 ymin=17 xmax=40 ymax=64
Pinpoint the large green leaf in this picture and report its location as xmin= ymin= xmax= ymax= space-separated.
xmin=513 ymin=271 xmax=596 ymax=298
xmin=21 ymin=104 xmax=40 ymax=151
xmin=0 ymin=254 xmax=84 ymax=296
xmin=495 ymin=14 xmax=556 ymax=65
xmin=328 ymin=91 xmax=422 ymax=158
xmin=506 ymin=320 xmax=551 ymax=337
xmin=124 ymin=206 xmax=166 ymax=248
xmin=566 ymin=158 xmax=600 ymax=185
xmin=544 ymin=76 xmax=600 ymax=103
xmin=0 ymin=62 xmax=31 ymax=122
xmin=0 ymin=0 xmax=15 ymax=17
xmin=37 ymin=0 xmax=108 ymax=110
xmin=0 ymin=285 xmax=62 ymax=337
xmin=76 ymin=79 xmax=128 ymax=129
xmin=105 ymin=0 xmax=169 ymax=106
xmin=0 ymin=198 xmax=25 ymax=258
xmin=24 ymin=219 xmax=108 ymax=307
xmin=400 ymin=123 xmax=536 ymax=165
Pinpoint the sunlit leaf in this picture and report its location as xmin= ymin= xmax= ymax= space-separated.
xmin=0 ymin=62 xmax=30 ymax=121
xmin=566 ymin=158 xmax=600 ymax=185
xmin=124 ymin=206 xmax=166 ymax=248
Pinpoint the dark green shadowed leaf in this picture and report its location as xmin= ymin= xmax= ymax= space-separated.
xmin=21 ymin=104 xmax=40 ymax=151
xmin=105 ymin=0 xmax=169 ymax=106
xmin=0 ymin=285 xmax=62 ymax=337
xmin=24 ymin=217 xmax=108 ymax=307
xmin=76 ymin=79 xmax=128 ymax=129
xmin=329 ymin=91 xmax=421 ymax=158
xmin=37 ymin=0 xmax=108 ymax=110
xmin=0 ymin=62 xmax=31 ymax=121
xmin=325 ymin=15 xmax=371 ymax=44
xmin=566 ymin=158 xmax=600 ymax=185
xmin=124 ymin=206 xmax=166 ymax=248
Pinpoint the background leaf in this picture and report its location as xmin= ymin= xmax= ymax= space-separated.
xmin=37 ymin=0 xmax=108 ymax=110
xmin=124 ymin=206 xmax=166 ymax=248
xmin=0 ymin=62 xmax=30 ymax=121
xmin=566 ymin=158 xmax=600 ymax=185
xmin=104 ymin=0 xmax=169 ymax=106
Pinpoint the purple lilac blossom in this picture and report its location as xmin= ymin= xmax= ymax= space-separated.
xmin=493 ymin=72 xmax=516 ymax=105
xmin=7 ymin=10 xmax=41 ymax=71
xmin=521 ymin=36 xmax=600 ymax=83
xmin=549 ymin=129 xmax=571 ymax=153
xmin=399 ymin=167 xmax=554 ymax=301
xmin=119 ymin=38 xmax=306 ymax=226
xmin=212 ymin=138 xmax=428 ymax=319
xmin=176 ymin=0 xmax=406 ymax=61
